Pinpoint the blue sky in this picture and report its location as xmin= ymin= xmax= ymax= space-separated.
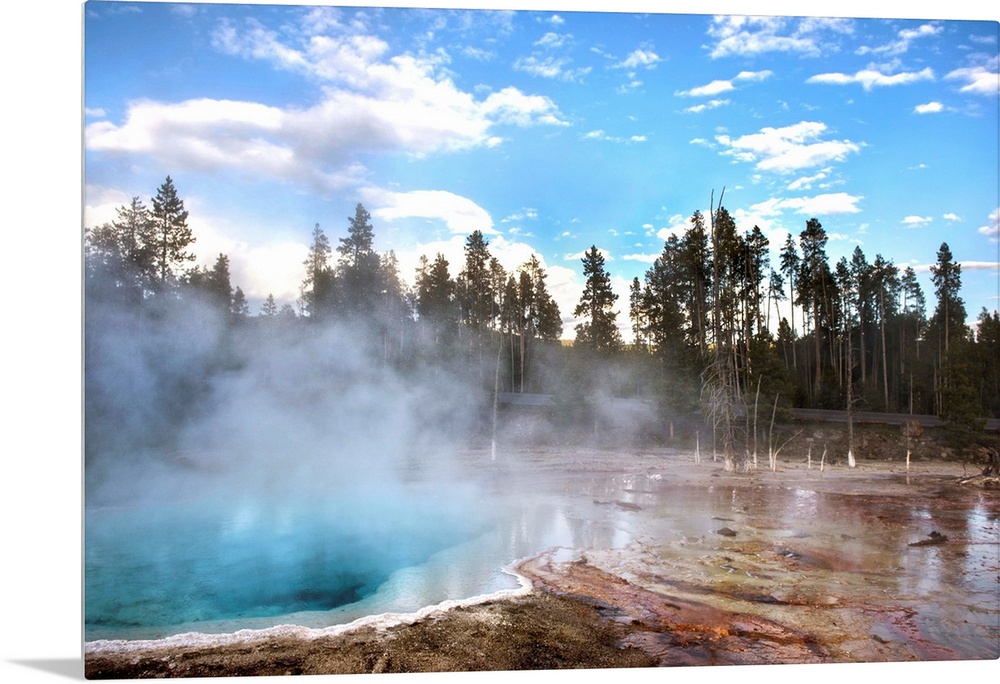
xmin=81 ymin=0 xmax=999 ymax=338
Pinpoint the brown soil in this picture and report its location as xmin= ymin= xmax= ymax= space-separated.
xmin=84 ymin=591 xmax=657 ymax=678
xmin=84 ymin=447 xmax=1000 ymax=679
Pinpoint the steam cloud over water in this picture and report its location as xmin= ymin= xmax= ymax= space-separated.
xmin=84 ymin=299 xmax=492 ymax=639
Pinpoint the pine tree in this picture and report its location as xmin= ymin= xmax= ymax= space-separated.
xmin=150 ymin=176 xmax=195 ymax=293
xmin=629 ymin=277 xmax=646 ymax=349
xmin=574 ymin=246 xmax=621 ymax=353
xmin=415 ymin=252 xmax=458 ymax=356
xmin=797 ymin=218 xmax=834 ymax=400
xmin=929 ymin=242 xmax=968 ymax=416
xmin=300 ymin=224 xmax=334 ymax=319
xmin=682 ymin=211 xmax=712 ymax=357
xmin=930 ymin=242 xmax=966 ymax=356
xmin=260 ymin=293 xmax=278 ymax=317
xmin=457 ymin=230 xmax=495 ymax=334
xmin=85 ymin=197 xmax=157 ymax=306
xmin=779 ymin=234 xmax=800 ymax=370
xmin=377 ymin=250 xmax=411 ymax=360
xmin=231 ymin=286 xmax=249 ymax=319
xmin=513 ymin=255 xmax=561 ymax=391
xmin=208 ymin=253 xmax=233 ymax=311
xmin=899 ymin=266 xmax=926 ymax=413
xmin=337 ymin=203 xmax=382 ymax=317
xmin=974 ymin=308 xmax=1000 ymax=419
xmin=642 ymin=235 xmax=687 ymax=357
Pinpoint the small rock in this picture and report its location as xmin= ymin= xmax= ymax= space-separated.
xmin=908 ymin=530 xmax=949 ymax=547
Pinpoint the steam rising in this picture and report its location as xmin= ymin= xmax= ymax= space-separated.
xmin=84 ymin=298 xmax=491 ymax=638
xmin=86 ymin=298 xmax=484 ymax=504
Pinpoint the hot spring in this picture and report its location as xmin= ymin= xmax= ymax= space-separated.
xmin=83 ymin=450 xmax=645 ymax=642
xmin=85 ymin=480 xmax=487 ymax=641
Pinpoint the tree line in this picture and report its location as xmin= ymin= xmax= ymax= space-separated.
xmin=84 ymin=177 xmax=999 ymax=461
xmin=84 ymin=178 xmax=565 ymax=398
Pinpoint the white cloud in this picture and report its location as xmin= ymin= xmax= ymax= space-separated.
xmin=902 ymin=215 xmax=933 ymax=226
xmin=462 ymin=46 xmax=494 ymax=61
xmin=752 ymin=193 xmax=863 ymax=216
xmin=684 ymin=99 xmax=730 ymax=114
xmin=622 ymin=253 xmax=658 ymax=264
xmin=582 ymin=129 xmax=646 ymax=144
xmin=978 ymin=208 xmax=1000 ymax=241
xmin=716 ymin=121 xmax=861 ymax=173
xmin=960 ymin=261 xmax=1000 ymax=271
xmin=706 ymin=15 xmax=851 ymax=59
xmin=564 ymin=247 xmax=614 ymax=262
xmin=501 ymin=208 xmax=538 ymax=223
xmin=806 ymin=67 xmax=935 ymax=91
xmin=914 ymin=101 xmax=944 ymax=114
xmin=681 ymin=79 xmax=734 ymax=98
xmin=945 ymin=64 xmax=1000 ymax=96
xmin=480 ymin=87 xmax=569 ymax=127
xmin=514 ymin=28 xmax=590 ymax=82
xmin=855 ymin=23 xmax=942 ymax=57
xmin=535 ymin=32 xmax=567 ymax=49
xmin=364 ymin=189 xmax=497 ymax=235
xmin=943 ymin=213 xmax=962 ymax=222
xmin=787 ymin=168 xmax=832 ymax=191
xmin=655 ymin=215 xmax=691 ymax=241
xmin=613 ymin=47 xmax=661 ymax=70
xmin=83 ymin=184 xmax=133 ymax=228
xmin=677 ymin=70 xmax=772 ymax=98
xmin=513 ymin=54 xmax=590 ymax=81
xmin=86 ymin=21 xmax=567 ymax=193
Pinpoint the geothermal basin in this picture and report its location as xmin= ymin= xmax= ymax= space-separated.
xmin=85 ymin=447 xmax=1000 ymax=672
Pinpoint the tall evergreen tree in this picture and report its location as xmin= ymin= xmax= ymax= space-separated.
xmin=150 ymin=175 xmax=195 ymax=293
xmin=930 ymin=242 xmax=966 ymax=356
xmin=835 ymin=257 xmax=858 ymax=466
xmin=899 ymin=266 xmax=927 ymax=413
xmin=642 ymin=235 xmax=688 ymax=358
xmin=260 ymin=293 xmax=278 ymax=317
xmin=975 ymin=308 xmax=1000 ymax=419
xmin=85 ymin=197 xmax=157 ymax=306
xmin=337 ymin=203 xmax=383 ymax=318
xmin=300 ymin=224 xmax=334 ymax=319
xmin=457 ymin=230 xmax=496 ymax=334
xmin=629 ymin=277 xmax=646 ymax=349
xmin=797 ymin=218 xmax=834 ymax=400
xmin=231 ymin=286 xmax=249 ymax=319
xmin=779 ymin=233 xmax=801 ymax=370
xmin=186 ymin=252 xmax=233 ymax=312
xmin=377 ymin=250 xmax=411 ymax=359
xmin=522 ymin=255 xmax=562 ymax=342
xmin=871 ymin=254 xmax=899 ymax=409
xmin=929 ymin=242 xmax=968 ymax=417
xmin=416 ymin=253 xmax=457 ymax=328
xmin=415 ymin=253 xmax=458 ymax=359
xmin=681 ymin=211 xmax=712 ymax=357
xmin=743 ymin=224 xmax=770 ymax=343
xmin=574 ymin=246 xmax=621 ymax=352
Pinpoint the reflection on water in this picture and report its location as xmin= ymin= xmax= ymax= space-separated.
xmin=86 ymin=452 xmax=1000 ymax=661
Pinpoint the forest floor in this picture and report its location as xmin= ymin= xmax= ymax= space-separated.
xmin=84 ymin=445 xmax=1000 ymax=679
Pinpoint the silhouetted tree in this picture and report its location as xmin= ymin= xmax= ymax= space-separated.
xmin=337 ymin=203 xmax=383 ymax=318
xmin=300 ymin=224 xmax=334 ymax=319
xmin=150 ymin=176 xmax=194 ymax=293
xmin=574 ymin=246 xmax=621 ymax=353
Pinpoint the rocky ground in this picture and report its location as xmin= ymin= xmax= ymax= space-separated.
xmin=84 ymin=436 xmax=1000 ymax=679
